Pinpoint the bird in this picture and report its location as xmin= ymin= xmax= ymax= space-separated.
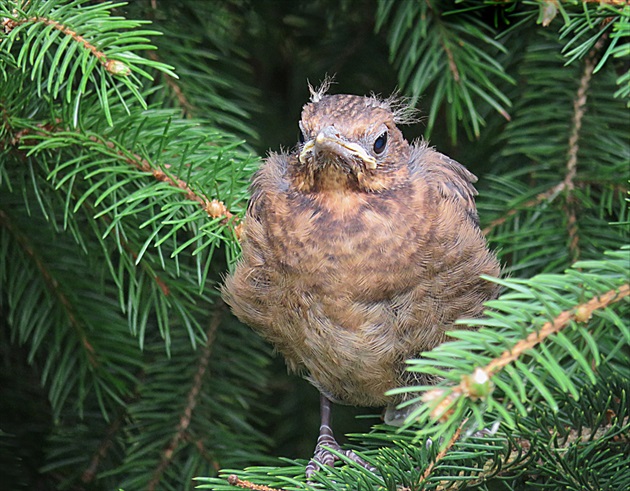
xmin=222 ymin=82 xmax=501 ymax=477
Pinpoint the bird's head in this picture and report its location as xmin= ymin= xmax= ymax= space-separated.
xmin=291 ymin=86 xmax=417 ymax=193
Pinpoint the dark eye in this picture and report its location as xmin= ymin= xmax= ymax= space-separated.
xmin=298 ymin=129 xmax=306 ymax=144
xmin=373 ymin=131 xmax=388 ymax=154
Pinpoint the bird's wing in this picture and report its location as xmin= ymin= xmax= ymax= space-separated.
xmin=411 ymin=142 xmax=480 ymax=226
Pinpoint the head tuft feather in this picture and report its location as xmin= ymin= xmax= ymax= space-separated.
xmin=308 ymin=75 xmax=335 ymax=103
xmin=366 ymin=91 xmax=419 ymax=125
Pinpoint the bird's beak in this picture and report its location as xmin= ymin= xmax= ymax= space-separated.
xmin=299 ymin=126 xmax=377 ymax=170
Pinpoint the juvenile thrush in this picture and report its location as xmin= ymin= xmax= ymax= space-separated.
xmin=222 ymin=84 xmax=501 ymax=477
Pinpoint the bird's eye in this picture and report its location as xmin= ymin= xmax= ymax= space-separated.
xmin=298 ymin=129 xmax=306 ymax=144
xmin=373 ymin=131 xmax=388 ymax=155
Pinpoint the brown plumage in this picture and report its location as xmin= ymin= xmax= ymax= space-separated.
xmin=222 ymin=86 xmax=500 ymax=475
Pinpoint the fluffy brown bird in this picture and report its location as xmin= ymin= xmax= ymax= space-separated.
xmin=222 ymin=83 xmax=500 ymax=476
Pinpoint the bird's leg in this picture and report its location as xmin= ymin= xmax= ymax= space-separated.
xmin=305 ymin=394 xmax=375 ymax=479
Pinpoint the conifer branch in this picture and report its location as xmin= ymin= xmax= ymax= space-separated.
xmin=423 ymin=283 xmax=630 ymax=421
xmin=0 ymin=208 xmax=97 ymax=365
xmin=85 ymin=132 xmax=241 ymax=234
xmin=148 ymin=51 xmax=194 ymax=117
xmin=9 ymin=124 xmax=242 ymax=235
xmin=2 ymin=14 xmax=130 ymax=75
xmin=481 ymin=179 xmax=627 ymax=237
xmin=419 ymin=423 xmax=464 ymax=485
xmin=481 ymin=182 xmax=564 ymax=236
xmin=482 ymin=36 xmax=612 ymax=246
xmin=456 ymin=414 xmax=630 ymax=488
xmin=564 ymin=35 xmax=607 ymax=261
xmin=227 ymin=474 xmax=283 ymax=491
xmin=81 ymin=417 xmax=123 ymax=483
xmin=148 ymin=310 xmax=222 ymax=490
xmin=566 ymin=37 xmax=606 ymax=193
xmin=583 ymin=0 xmax=627 ymax=5
xmin=486 ymin=285 xmax=627 ymax=376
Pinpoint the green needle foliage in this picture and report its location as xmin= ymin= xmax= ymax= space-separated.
xmin=376 ymin=0 xmax=515 ymax=142
xmin=1 ymin=1 xmax=629 ymax=491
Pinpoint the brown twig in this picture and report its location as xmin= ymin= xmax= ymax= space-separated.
xmin=0 ymin=209 xmax=97 ymax=366
xmin=482 ymin=179 xmax=628 ymax=237
xmin=3 ymin=14 xmax=129 ymax=75
xmin=582 ymin=0 xmax=627 ymax=4
xmin=424 ymin=284 xmax=630 ymax=420
xmin=84 ymin=134 xmax=242 ymax=235
xmin=8 ymin=124 xmax=242 ymax=237
xmin=459 ymin=414 xmax=629 ymax=488
xmin=227 ymin=475 xmax=284 ymax=491
xmin=148 ymin=310 xmax=223 ymax=490
xmin=486 ymin=284 xmax=628 ymax=376
xmin=481 ymin=183 xmax=564 ymax=236
xmin=442 ymin=37 xmax=460 ymax=84
xmin=418 ymin=423 xmax=464 ymax=485
xmin=563 ymin=35 xmax=607 ymax=261
xmin=482 ymin=34 xmax=609 ymax=252
xmin=147 ymin=51 xmax=195 ymax=117
xmin=81 ymin=418 xmax=122 ymax=483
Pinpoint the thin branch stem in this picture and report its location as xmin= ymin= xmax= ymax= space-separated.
xmin=86 ymin=133 xmax=242 ymax=234
xmin=3 ymin=14 xmax=130 ymax=75
xmin=148 ymin=308 xmax=223 ymax=490
xmin=7 ymin=124 xmax=242 ymax=237
xmin=0 ymin=208 xmax=97 ymax=366
xmin=484 ymin=283 xmax=628 ymax=377
xmin=227 ymin=474 xmax=283 ymax=491
xmin=81 ymin=417 xmax=122 ymax=483
xmin=564 ymin=35 xmax=607 ymax=261
xmin=424 ymin=283 xmax=630 ymax=419
xmin=148 ymin=51 xmax=195 ymax=117
xmin=482 ymin=35 xmax=609 ymax=259
xmin=419 ymin=423 xmax=464 ymax=485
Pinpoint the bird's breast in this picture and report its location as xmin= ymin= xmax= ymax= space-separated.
xmin=224 ymin=173 xmax=499 ymax=406
xmin=265 ymin=186 xmax=424 ymax=303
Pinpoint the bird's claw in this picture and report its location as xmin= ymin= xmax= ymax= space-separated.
xmin=306 ymin=437 xmax=376 ymax=479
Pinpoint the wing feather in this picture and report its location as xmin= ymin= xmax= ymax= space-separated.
xmin=410 ymin=141 xmax=480 ymax=226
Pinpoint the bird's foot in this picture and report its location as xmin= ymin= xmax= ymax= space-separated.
xmin=305 ymin=433 xmax=375 ymax=479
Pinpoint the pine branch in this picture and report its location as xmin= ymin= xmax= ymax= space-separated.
xmin=226 ymin=475 xmax=282 ymax=491
xmin=0 ymin=0 xmax=176 ymax=124
xmin=478 ymin=22 xmax=628 ymax=277
xmin=131 ymin=1 xmax=260 ymax=140
xmin=421 ymin=283 xmax=629 ymax=424
xmin=9 ymin=121 xmax=242 ymax=230
xmin=376 ymin=0 xmax=514 ymax=141
xmin=1 ymin=3 xmax=268 ymax=487
xmin=81 ymin=415 xmax=123 ymax=483
xmin=392 ymin=248 xmax=630 ymax=446
xmin=148 ymin=309 xmax=222 ymax=490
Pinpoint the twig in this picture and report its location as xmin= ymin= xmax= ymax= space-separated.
xmin=86 ymin=134 xmax=243 ymax=237
xmin=482 ymin=34 xmax=609 ymax=252
xmin=81 ymin=417 xmax=122 ymax=483
xmin=424 ymin=284 xmax=630 ymax=420
xmin=2 ymin=14 xmax=130 ymax=75
xmin=481 ymin=183 xmax=564 ymax=236
xmin=563 ymin=35 xmax=607 ymax=261
xmin=0 ymin=209 xmax=97 ymax=366
xmin=148 ymin=310 xmax=223 ymax=490
xmin=418 ymin=423 xmax=464 ymax=485
xmin=485 ymin=283 xmax=628 ymax=378
xmin=147 ymin=51 xmax=195 ymax=117
xmin=7 ymin=124 xmax=242 ymax=238
xmin=227 ymin=475 xmax=284 ymax=491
